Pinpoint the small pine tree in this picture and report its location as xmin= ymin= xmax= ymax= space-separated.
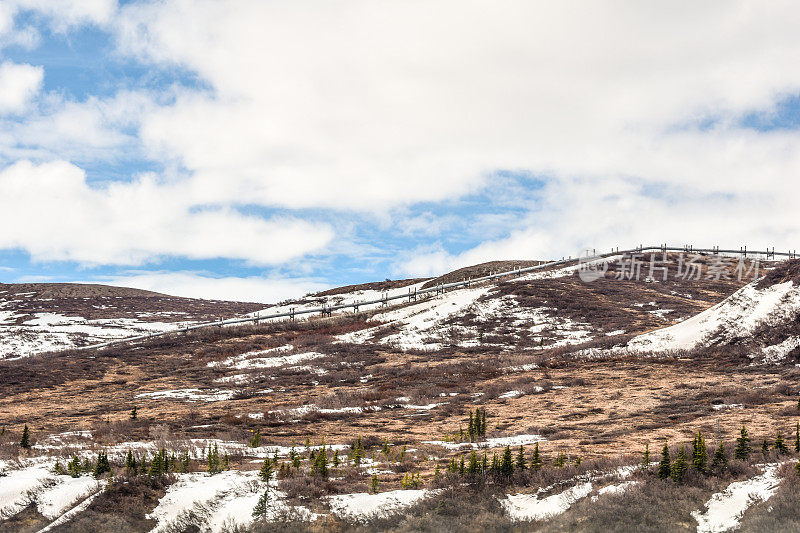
xmin=351 ymin=436 xmax=364 ymax=467
xmin=490 ymin=452 xmax=499 ymax=474
xmin=553 ymin=451 xmax=566 ymax=468
xmin=259 ymin=457 xmax=273 ymax=482
xmin=658 ymin=441 xmax=671 ymax=480
xmin=670 ymin=445 xmax=688 ymax=483
xmin=252 ymin=490 xmax=269 ymax=519
xmin=371 ymin=474 xmax=379 ymax=493
xmin=500 ymin=445 xmax=514 ymax=477
xmin=67 ymin=455 xmax=82 ymax=477
xmin=20 ymin=425 xmax=30 ymax=449
xmin=530 ymin=442 xmax=543 ymax=471
xmin=712 ymin=441 xmax=727 ymax=470
xmin=251 ymin=429 xmax=261 ymax=448
xmin=641 ymin=442 xmax=650 ymax=470
xmin=94 ymin=451 xmax=112 ymax=478
xmin=468 ymin=410 xmax=475 ymax=442
xmin=734 ymin=426 xmax=751 ymax=460
xmin=312 ymin=441 xmax=328 ymax=478
xmin=481 ymin=451 xmax=488 ymax=473
xmin=332 ymin=450 xmax=340 ymax=467
xmin=458 ymin=455 xmax=465 ymax=476
xmin=775 ymin=431 xmax=789 ymax=454
xmin=180 ymin=450 xmax=191 ymax=473
xmin=467 ymin=450 xmax=479 ymax=475
xmin=795 ymin=422 xmax=800 ymax=453
xmin=692 ymin=431 xmax=708 ymax=473
xmin=515 ymin=445 xmax=526 ymax=471
xmin=125 ymin=450 xmax=137 ymax=475
xmin=761 ymin=438 xmax=770 ymax=456
xmin=573 ymin=457 xmax=581 ymax=466
xmin=130 ymin=407 xmax=137 ymax=420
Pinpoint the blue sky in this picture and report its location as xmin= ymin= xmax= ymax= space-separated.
xmin=1 ymin=2 xmax=799 ymax=302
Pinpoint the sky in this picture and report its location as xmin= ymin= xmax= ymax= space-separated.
xmin=1 ymin=1 xmax=800 ymax=303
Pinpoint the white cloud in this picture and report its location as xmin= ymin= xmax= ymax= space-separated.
xmin=0 ymin=160 xmax=334 ymax=265
xmin=0 ymin=61 xmax=42 ymax=114
xmin=106 ymin=1 xmax=800 ymax=215
xmin=101 ymin=271 xmax=326 ymax=303
xmin=12 ymin=0 xmax=116 ymax=31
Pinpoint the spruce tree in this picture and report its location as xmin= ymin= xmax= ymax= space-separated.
xmin=252 ymin=490 xmax=269 ymax=519
xmin=371 ymin=474 xmax=379 ymax=493
xmin=251 ymin=429 xmax=261 ymax=448
xmin=658 ymin=441 xmax=671 ymax=479
xmin=467 ymin=450 xmax=479 ymax=475
xmin=515 ymin=445 xmax=526 ymax=471
xmin=553 ymin=451 xmax=566 ymax=468
xmin=712 ymin=441 xmax=727 ymax=469
xmin=530 ymin=442 xmax=543 ymax=471
xmin=94 ymin=451 xmax=111 ymax=478
xmin=481 ymin=451 xmax=488 ymax=473
xmin=490 ymin=453 xmax=499 ymax=475
xmin=468 ymin=410 xmax=475 ymax=442
xmin=775 ymin=431 xmax=789 ymax=454
xmin=692 ymin=431 xmax=708 ymax=473
xmin=180 ymin=450 xmax=190 ymax=473
xmin=761 ymin=438 xmax=770 ymax=456
xmin=500 ymin=446 xmax=514 ymax=477
xmin=795 ymin=422 xmax=800 ymax=453
xmin=130 ymin=407 xmax=137 ymax=420
xmin=459 ymin=455 xmax=465 ymax=476
xmin=734 ymin=426 xmax=751 ymax=460
xmin=670 ymin=445 xmax=688 ymax=483
xmin=332 ymin=450 xmax=340 ymax=467
xmin=312 ymin=442 xmax=328 ymax=478
xmin=259 ymin=458 xmax=273 ymax=482
xmin=641 ymin=442 xmax=650 ymax=470
xmin=20 ymin=425 xmax=30 ymax=449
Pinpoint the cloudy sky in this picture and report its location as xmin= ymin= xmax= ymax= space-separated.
xmin=1 ymin=1 xmax=799 ymax=302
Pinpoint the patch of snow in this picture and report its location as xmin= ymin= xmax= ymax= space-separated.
xmin=327 ymin=489 xmax=432 ymax=520
xmin=692 ymin=464 xmax=780 ymax=533
xmin=501 ymin=482 xmax=593 ymax=521
xmin=498 ymin=390 xmax=523 ymax=399
xmin=423 ymin=434 xmax=544 ymax=450
xmin=626 ymin=281 xmax=800 ymax=354
xmin=712 ymin=404 xmax=744 ymax=411
xmin=0 ymin=463 xmax=54 ymax=518
xmin=37 ymin=475 xmax=103 ymax=519
xmin=136 ymin=388 xmax=235 ymax=402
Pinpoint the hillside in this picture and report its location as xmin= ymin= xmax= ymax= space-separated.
xmin=1 ymin=251 xmax=800 ymax=532
xmin=0 ymin=283 xmax=264 ymax=359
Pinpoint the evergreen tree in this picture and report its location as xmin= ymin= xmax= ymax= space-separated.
xmin=500 ymin=445 xmax=514 ymax=477
xmin=734 ymin=426 xmax=751 ymax=460
xmin=482 ymin=451 xmax=488 ymax=473
xmin=795 ymin=422 xmax=800 ymax=453
xmin=459 ymin=455 xmax=465 ymax=476
xmin=67 ymin=455 xmax=82 ymax=478
xmin=382 ymin=438 xmax=390 ymax=456
xmin=762 ymin=438 xmax=770 ymax=456
xmin=692 ymin=431 xmax=708 ymax=473
xmin=250 ymin=429 xmax=261 ymax=448
xmin=148 ymin=451 xmax=163 ymax=477
xmin=371 ymin=474 xmax=379 ymax=493
xmin=468 ymin=410 xmax=475 ymax=442
xmin=259 ymin=457 xmax=273 ymax=482
xmin=490 ymin=452 xmax=499 ymax=475
xmin=530 ymin=442 xmax=543 ymax=471
xmin=467 ymin=450 xmax=479 ymax=475
xmin=180 ymin=450 xmax=191 ymax=473
xmin=670 ymin=445 xmax=688 ymax=483
xmin=658 ymin=441 xmax=671 ymax=480
xmin=125 ymin=450 xmax=137 ymax=475
xmin=351 ymin=436 xmax=364 ymax=467
xmin=207 ymin=443 xmax=221 ymax=474
xmin=641 ymin=442 xmax=650 ymax=470
xmin=311 ymin=441 xmax=329 ymax=478
xmin=94 ymin=451 xmax=111 ymax=478
xmin=712 ymin=440 xmax=727 ymax=469
xmin=553 ymin=451 xmax=566 ymax=468
xmin=776 ymin=431 xmax=789 ymax=454
xmin=515 ymin=445 xmax=526 ymax=471
xmin=573 ymin=457 xmax=581 ymax=466
xmin=20 ymin=425 xmax=30 ymax=449
xmin=332 ymin=450 xmax=340 ymax=467
xmin=130 ymin=407 xmax=137 ymax=420
xmin=252 ymin=490 xmax=269 ymax=519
